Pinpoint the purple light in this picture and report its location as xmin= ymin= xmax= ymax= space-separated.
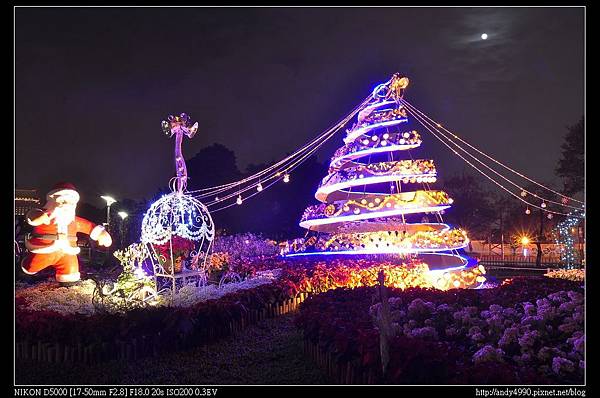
xmin=283 ymin=241 xmax=469 ymax=257
xmin=344 ymin=119 xmax=408 ymax=144
xmin=299 ymin=205 xmax=452 ymax=229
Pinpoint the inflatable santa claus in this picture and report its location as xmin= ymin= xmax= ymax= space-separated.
xmin=21 ymin=182 xmax=113 ymax=285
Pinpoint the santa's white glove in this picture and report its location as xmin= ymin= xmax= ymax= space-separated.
xmin=90 ymin=226 xmax=113 ymax=247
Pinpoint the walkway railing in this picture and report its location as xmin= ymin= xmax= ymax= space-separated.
xmin=470 ymin=254 xmax=573 ymax=269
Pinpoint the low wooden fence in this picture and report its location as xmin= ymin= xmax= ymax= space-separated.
xmin=475 ymin=255 xmax=573 ymax=269
xmin=303 ymin=338 xmax=377 ymax=384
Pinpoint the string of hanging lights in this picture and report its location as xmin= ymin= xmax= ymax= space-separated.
xmin=401 ymin=99 xmax=585 ymax=208
xmin=187 ymin=94 xmax=373 ymax=204
xmin=404 ymin=106 xmax=575 ymax=217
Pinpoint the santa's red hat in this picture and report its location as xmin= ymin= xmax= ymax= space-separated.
xmin=46 ymin=182 xmax=80 ymax=203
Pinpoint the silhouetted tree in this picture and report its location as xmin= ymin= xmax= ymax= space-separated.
xmin=556 ymin=117 xmax=584 ymax=195
xmin=439 ymin=172 xmax=496 ymax=239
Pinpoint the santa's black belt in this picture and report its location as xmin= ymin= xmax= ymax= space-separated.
xmin=28 ymin=233 xmax=77 ymax=241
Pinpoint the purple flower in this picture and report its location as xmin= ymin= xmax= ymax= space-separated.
xmin=498 ymin=327 xmax=519 ymax=348
xmin=567 ymin=291 xmax=583 ymax=304
xmin=558 ymin=322 xmax=578 ymax=334
xmin=410 ymin=326 xmax=438 ymax=340
xmin=518 ymin=330 xmax=540 ymax=349
xmin=489 ymin=304 xmax=503 ymax=313
xmin=552 ymin=357 xmax=575 ymax=375
xmin=473 ymin=345 xmax=505 ymax=364
xmin=522 ymin=303 xmax=536 ymax=316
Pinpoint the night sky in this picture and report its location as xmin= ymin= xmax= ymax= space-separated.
xmin=15 ymin=7 xmax=584 ymax=209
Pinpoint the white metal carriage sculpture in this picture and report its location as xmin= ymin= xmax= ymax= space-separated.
xmin=141 ymin=113 xmax=215 ymax=298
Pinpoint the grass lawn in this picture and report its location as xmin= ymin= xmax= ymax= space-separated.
xmin=15 ymin=314 xmax=329 ymax=385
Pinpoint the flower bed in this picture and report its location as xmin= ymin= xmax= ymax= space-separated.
xmin=296 ymin=277 xmax=584 ymax=384
xmin=545 ymin=268 xmax=585 ymax=282
xmin=16 ymin=277 xmax=305 ymax=364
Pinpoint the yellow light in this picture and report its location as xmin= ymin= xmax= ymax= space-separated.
xmin=520 ymin=236 xmax=530 ymax=245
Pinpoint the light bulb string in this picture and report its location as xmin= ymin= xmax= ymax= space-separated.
xmin=211 ymin=175 xmax=283 ymax=213
xmin=200 ymin=94 xmax=374 ymax=207
xmin=406 ymin=106 xmax=573 ymax=216
xmin=187 ymin=94 xmax=373 ymax=197
xmin=401 ymin=99 xmax=584 ymax=206
xmin=402 ymin=99 xmax=583 ymax=211
xmin=204 ymin=109 xmax=354 ymax=207
xmin=403 ymin=102 xmax=583 ymax=212
xmin=206 ymin=123 xmax=337 ymax=207
xmin=190 ymin=95 xmax=368 ymax=204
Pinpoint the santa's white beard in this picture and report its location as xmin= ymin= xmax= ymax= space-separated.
xmin=52 ymin=205 xmax=77 ymax=228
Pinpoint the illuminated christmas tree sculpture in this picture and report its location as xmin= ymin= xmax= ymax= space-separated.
xmin=285 ymin=74 xmax=485 ymax=289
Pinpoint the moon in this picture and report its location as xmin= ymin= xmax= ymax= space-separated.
xmin=481 ymin=33 xmax=488 ymax=40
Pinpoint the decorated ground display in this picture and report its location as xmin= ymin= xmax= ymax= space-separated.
xmin=15 ymin=75 xmax=584 ymax=385
xmin=140 ymin=113 xmax=215 ymax=299
xmin=283 ymin=74 xmax=484 ymax=290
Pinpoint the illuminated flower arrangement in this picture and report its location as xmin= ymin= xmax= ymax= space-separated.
xmin=300 ymin=190 xmax=451 ymax=223
xmin=331 ymin=130 xmax=421 ymax=167
xmin=322 ymin=159 xmax=436 ymax=188
xmin=360 ymin=105 xmax=407 ymax=126
xmin=91 ymin=243 xmax=159 ymax=313
xmin=153 ymin=235 xmax=196 ymax=273
xmin=545 ymin=269 xmax=585 ymax=282
xmin=297 ymin=228 xmax=469 ymax=255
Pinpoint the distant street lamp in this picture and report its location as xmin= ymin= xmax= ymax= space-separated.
xmin=520 ymin=235 xmax=531 ymax=257
xmin=100 ymin=195 xmax=117 ymax=233
xmin=117 ymin=211 xmax=129 ymax=248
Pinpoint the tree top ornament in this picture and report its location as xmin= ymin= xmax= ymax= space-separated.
xmin=161 ymin=113 xmax=199 ymax=194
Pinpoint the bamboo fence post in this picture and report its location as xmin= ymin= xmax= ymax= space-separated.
xmin=55 ymin=342 xmax=61 ymax=363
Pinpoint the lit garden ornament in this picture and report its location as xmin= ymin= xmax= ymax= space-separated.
xmin=142 ymin=113 xmax=215 ymax=299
